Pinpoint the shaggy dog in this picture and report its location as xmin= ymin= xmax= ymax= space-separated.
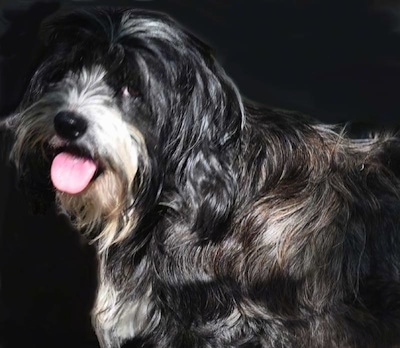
xmin=2 ymin=7 xmax=400 ymax=348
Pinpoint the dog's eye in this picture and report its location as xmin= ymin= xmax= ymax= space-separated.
xmin=122 ymin=86 xmax=140 ymax=98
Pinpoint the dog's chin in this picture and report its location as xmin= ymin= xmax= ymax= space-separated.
xmin=47 ymin=145 xmax=123 ymax=225
xmin=55 ymin=165 xmax=128 ymax=230
xmin=40 ymin=136 xmax=140 ymax=246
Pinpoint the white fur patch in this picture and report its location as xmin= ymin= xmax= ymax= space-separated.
xmin=93 ymin=258 xmax=155 ymax=348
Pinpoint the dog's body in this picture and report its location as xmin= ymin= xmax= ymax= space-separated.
xmin=3 ymin=7 xmax=400 ymax=348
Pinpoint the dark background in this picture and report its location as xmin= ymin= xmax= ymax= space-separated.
xmin=1 ymin=0 xmax=400 ymax=347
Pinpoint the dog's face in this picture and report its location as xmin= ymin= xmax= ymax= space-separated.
xmin=3 ymin=8 xmax=244 ymax=249
xmin=11 ymin=64 xmax=147 ymax=247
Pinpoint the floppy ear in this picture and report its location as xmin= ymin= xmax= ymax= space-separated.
xmin=172 ymin=62 xmax=243 ymax=243
xmin=184 ymin=147 xmax=237 ymax=243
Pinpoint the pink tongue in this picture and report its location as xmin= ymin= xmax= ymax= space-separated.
xmin=51 ymin=152 xmax=97 ymax=194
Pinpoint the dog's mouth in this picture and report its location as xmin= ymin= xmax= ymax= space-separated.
xmin=49 ymin=144 xmax=103 ymax=195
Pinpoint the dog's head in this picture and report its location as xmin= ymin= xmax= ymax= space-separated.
xmin=2 ymin=8 xmax=244 ymax=249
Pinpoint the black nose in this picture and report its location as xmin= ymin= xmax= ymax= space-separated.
xmin=54 ymin=111 xmax=88 ymax=140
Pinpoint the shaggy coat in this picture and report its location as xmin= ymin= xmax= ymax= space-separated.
xmin=3 ymin=7 xmax=400 ymax=348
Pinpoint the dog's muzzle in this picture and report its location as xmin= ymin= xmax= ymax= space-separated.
xmin=51 ymin=111 xmax=99 ymax=195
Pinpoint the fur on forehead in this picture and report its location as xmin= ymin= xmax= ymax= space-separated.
xmin=24 ymin=7 xmax=245 ymax=147
xmin=34 ymin=8 xmax=214 ymax=84
xmin=23 ymin=8 xmax=241 ymax=127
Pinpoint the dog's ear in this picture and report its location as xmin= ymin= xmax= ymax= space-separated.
xmin=164 ymin=53 xmax=244 ymax=243
xmin=39 ymin=9 xmax=77 ymax=46
xmin=39 ymin=8 xmax=115 ymax=48
xmin=185 ymin=148 xmax=237 ymax=243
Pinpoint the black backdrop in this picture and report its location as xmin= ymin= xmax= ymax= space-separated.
xmin=1 ymin=1 xmax=400 ymax=347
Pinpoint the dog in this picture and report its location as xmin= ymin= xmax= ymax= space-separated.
xmin=2 ymin=7 xmax=400 ymax=348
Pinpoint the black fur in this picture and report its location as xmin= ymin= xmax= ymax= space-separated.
xmin=6 ymin=7 xmax=400 ymax=348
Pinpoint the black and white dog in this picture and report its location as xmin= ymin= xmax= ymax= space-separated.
xmin=2 ymin=7 xmax=400 ymax=348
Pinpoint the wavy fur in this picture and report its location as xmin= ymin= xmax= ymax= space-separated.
xmin=4 ymin=7 xmax=400 ymax=348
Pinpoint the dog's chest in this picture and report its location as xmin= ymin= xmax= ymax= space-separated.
xmin=92 ymin=261 xmax=156 ymax=345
